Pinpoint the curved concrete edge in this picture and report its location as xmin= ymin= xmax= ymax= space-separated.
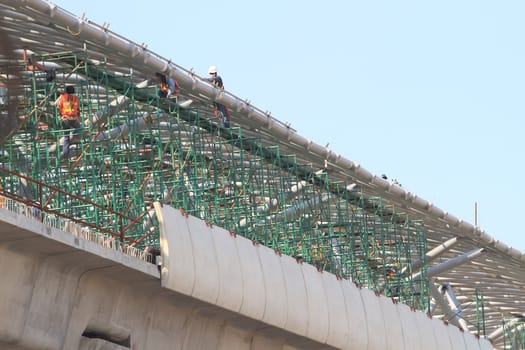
xmin=302 ymin=262 xmax=330 ymax=343
xmin=360 ymin=287 xmax=389 ymax=349
xmin=321 ymin=273 xmax=349 ymax=349
xmin=463 ymin=331 xmax=483 ymax=350
xmin=209 ymin=221 xmax=244 ymax=312
xmin=397 ymin=303 xmax=423 ymax=349
xmin=157 ymin=204 xmax=195 ymax=295
xmin=431 ymin=317 xmax=455 ymax=349
xmin=414 ymin=310 xmax=438 ymax=350
xmin=447 ymin=323 xmax=469 ymax=350
xmin=156 ymin=204 xmax=495 ymax=350
xmin=341 ymin=281 xmax=368 ymax=349
xmin=478 ymin=336 xmax=495 ymax=350
xmin=378 ymin=296 xmax=405 ymax=350
xmin=184 ymin=214 xmax=220 ymax=304
xmin=281 ymin=254 xmax=308 ymax=335
xmin=257 ymin=244 xmax=288 ymax=328
xmin=235 ymin=235 xmax=266 ymax=320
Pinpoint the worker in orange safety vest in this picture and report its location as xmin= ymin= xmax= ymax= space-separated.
xmin=57 ymin=85 xmax=81 ymax=160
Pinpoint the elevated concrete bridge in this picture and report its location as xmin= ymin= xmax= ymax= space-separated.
xmin=0 ymin=1 xmax=523 ymax=349
xmin=0 ymin=200 xmax=493 ymax=350
xmin=0 ymin=200 xmax=338 ymax=350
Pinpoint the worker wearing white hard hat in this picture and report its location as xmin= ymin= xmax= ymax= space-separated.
xmin=206 ymin=65 xmax=230 ymax=128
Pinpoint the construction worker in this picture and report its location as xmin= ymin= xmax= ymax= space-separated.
xmin=0 ymin=181 xmax=5 ymax=208
xmin=0 ymin=82 xmax=7 ymax=107
xmin=23 ymin=48 xmax=55 ymax=82
xmin=57 ymin=85 xmax=81 ymax=160
xmin=155 ymin=72 xmax=179 ymax=99
xmin=206 ymin=66 xmax=230 ymax=128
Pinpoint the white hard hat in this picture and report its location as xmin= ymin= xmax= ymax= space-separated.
xmin=208 ymin=65 xmax=217 ymax=74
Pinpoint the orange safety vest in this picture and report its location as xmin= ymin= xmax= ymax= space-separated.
xmin=159 ymin=76 xmax=180 ymax=96
xmin=160 ymin=83 xmax=169 ymax=94
xmin=59 ymin=94 xmax=80 ymax=118
xmin=0 ymin=182 xmax=4 ymax=208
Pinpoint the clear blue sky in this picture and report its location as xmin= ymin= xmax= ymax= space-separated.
xmin=51 ymin=1 xmax=525 ymax=252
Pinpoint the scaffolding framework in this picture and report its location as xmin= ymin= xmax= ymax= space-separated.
xmin=1 ymin=52 xmax=435 ymax=312
xmin=502 ymin=319 xmax=525 ymax=350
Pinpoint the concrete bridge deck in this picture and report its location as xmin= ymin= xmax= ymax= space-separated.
xmin=0 ymin=0 xmax=525 ymax=348
xmin=0 ymin=201 xmax=340 ymax=350
xmin=0 ymin=201 xmax=492 ymax=350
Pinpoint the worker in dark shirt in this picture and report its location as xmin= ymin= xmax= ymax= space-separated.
xmin=206 ymin=66 xmax=230 ymax=128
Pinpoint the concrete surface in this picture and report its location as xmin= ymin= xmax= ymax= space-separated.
xmin=0 ymin=201 xmax=494 ymax=349
xmin=156 ymin=203 xmax=494 ymax=350
xmin=0 ymin=205 xmax=337 ymax=350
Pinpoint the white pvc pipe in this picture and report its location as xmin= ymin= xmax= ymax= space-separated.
xmin=441 ymin=283 xmax=470 ymax=331
xmin=238 ymin=181 xmax=308 ymax=228
xmin=428 ymin=281 xmax=466 ymax=330
xmin=260 ymin=193 xmax=329 ymax=225
xmin=403 ymin=237 xmax=459 ymax=275
xmin=256 ymin=180 xmax=307 ymax=215
xmin=423 ymin=248 xmax=484 ymax=278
